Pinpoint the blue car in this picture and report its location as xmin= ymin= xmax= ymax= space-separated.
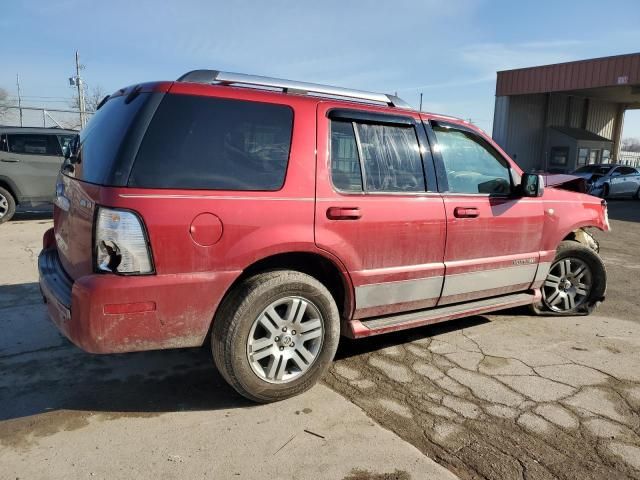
xmin=572 ymin=164 xmax=640 ymax=199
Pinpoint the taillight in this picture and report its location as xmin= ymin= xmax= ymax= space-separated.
xmin=95 ymin=207 xmax=153 ymax=274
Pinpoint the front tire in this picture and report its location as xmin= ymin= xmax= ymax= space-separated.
xmin=534 ymin=241 xmax=606 ymax=315
xmin=0 ymin=187 xmax=16 ymax=224
xmin=212 ymin=270 xmax=340 ymax=403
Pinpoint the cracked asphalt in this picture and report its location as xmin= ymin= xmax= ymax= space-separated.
xmin=326 ymin=200 xmax=640 ymax=480
xmin=1 ymin=201 xmax=639 ymax=480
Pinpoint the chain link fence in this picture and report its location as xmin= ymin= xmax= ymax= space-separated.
xmin=0 ymin=105 xmax=94 ymax=130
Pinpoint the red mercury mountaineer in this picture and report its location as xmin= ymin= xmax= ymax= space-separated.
xmin=39 ymin=70 xmax=609 ymax=402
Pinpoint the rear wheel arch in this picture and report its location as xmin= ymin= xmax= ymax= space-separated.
xmin=207 ymin=251 xmax=354 ymax=342
xmin=0 ymin=177 xmax=20 ymax=205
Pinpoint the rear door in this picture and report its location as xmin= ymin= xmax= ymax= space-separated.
xmin=427 ymin=120 xmax=545 ymax=305
xmin=314 ymin=104 xmax=447 ymax=319
xmin=5 ymin=133 xmax=65 ymax=202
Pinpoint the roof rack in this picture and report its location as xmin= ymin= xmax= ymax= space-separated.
xmin=177 ymin=70 xmax=412 ymax=109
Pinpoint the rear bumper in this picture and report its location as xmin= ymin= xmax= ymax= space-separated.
xmin=38 ymin=248 xmax=240 ymax=353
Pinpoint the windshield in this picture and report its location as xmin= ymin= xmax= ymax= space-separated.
xmin=574 ymin=165 xmax=613 ymax=175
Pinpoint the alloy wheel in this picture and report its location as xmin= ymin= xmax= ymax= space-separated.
xmin=0 ymin=193 xmax=8 ymax=219
xmin=246 ymin=296 xmax=324 ymax=383
xmin=542 ymin=257 xmax=592 ymax=312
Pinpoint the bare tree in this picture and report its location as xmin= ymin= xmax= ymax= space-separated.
xmin=0 ymin=87 xmax=14 ymax=119
xmin=69 ymin=84 xmax=107 ymax=113
xmin=621 ymin=137 xmax=640 ymax=153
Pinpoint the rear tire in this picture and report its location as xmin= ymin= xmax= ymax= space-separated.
xmin=0 ymin=187 xmax=16 ymax=224
xmin=212 ymin=270 xmax=340 ymax=403
xmin=532 ymin=241 xmax=606 ymax=315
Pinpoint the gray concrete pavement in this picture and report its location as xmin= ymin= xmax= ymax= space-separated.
xmin=0 ymin=216 xmax=457 ymax=480
xmin=2 ymin=200 xmax=640 ymax=480
xmin=326 ymin=200 xmax=640 ymax=480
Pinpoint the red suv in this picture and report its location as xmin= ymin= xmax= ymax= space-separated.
xmin=39 ymin=70 xmax=609 ymax=402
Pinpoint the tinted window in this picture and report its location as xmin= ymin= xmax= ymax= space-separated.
xmin=7 ymin=134 xmax=61 ymax=155
xmin=434 ymin=126 xmax=511 ymax=195
xmin=330 ymin=121 xmax=362 ymax=192
xmin=617 ymin=167 xmax=638 ymax=175
xmin=130 ymin=95 xmax=293 ymax=190
xmin=69 ymin=92 xmax=152 ymax=184
xmin=356 ymin=123 xmax=424 ymax=192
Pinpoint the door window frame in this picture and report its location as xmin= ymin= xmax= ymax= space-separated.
xmin=424 ymin=120 xmax=516 ymax=197
xmin=327 ymin=109 xmax=438 ymax=195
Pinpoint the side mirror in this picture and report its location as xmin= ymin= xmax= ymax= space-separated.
xmin=521 ymin=173 xmax=545 ymax=197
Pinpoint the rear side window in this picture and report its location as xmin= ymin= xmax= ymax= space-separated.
xmin=330 ymin=119 xmax=425 ymax=193
xmin=7 ymin=134 xmax=62 ymax=156
xmin=130 ymin=95 xmax=294 ymax=190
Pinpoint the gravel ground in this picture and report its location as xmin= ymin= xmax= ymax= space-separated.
xmin=325 ymin=199 xmax=640 ymax=480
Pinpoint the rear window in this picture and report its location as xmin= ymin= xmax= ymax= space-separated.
xmin=68 ymin=92 xmax=152 ymax=184
xmin=129 ymin=94 xmax=294 ymax=191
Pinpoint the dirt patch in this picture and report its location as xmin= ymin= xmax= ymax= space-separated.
xmin=343 ymin=469 xmax=411 ymax=480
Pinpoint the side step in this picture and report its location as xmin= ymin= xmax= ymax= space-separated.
xmin=347 ymin=290 xmax=540 ymax=338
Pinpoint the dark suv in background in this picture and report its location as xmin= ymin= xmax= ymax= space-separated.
xmin=0 ymin=126 xmax=77 ymax=222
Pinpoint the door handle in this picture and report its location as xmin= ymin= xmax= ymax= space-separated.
xmin=453 ymin=207 xmax=479 ymax=218
xmin=326 ymin=206 xmax=361 ymax=220
xmin=1 ymin=158 xmax=19 ymax=162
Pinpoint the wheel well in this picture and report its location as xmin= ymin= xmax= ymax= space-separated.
xmin=562 ymin=228 xmax=599 ymax=252
xmin=232 ymin=252 xmax=349 ymax=317
xmin=0 ymin=179 xmax=18 ymax=205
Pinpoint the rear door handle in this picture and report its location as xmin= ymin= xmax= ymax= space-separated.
xmin=453 ymin=206 xmax=479 ymax=218
xmin=326 ymin=206 xmax=361 ymax=220
xmin=1 ymin=158 xmax=19 ymax=162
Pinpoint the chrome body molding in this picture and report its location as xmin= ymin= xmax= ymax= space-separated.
xmin=442 ymin=264 xmax=538 ymax=297
xmin=534 ymin=262 xmax=553 ymax=283
xmin=355 ymin=276 xmax=443 ymax=309
xmin=355 ymin=262 xmax=544 ymax=310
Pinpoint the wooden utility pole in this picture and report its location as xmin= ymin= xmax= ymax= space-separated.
xmin=16 ymin=74 xmax=23 ymax=127
xmin=75 ymin=51 xmax=86 ymax=129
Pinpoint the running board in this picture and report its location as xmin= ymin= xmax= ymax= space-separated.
xmin=346 ymin=290 xmax=540 ymax=338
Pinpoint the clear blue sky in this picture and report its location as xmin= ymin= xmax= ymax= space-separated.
xmin=1 ymin=0 xmax=639 ymax=136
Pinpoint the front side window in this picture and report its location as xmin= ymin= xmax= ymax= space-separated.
xmin=329 ymin=119 xmax=425 ymax=193
xmin=7 ymin=134 xmax=62 ymax=156
xmin=433 ymin=126 xmax=512 ymax=195
xmin=131 ymin=95 xmax=294 ymax=191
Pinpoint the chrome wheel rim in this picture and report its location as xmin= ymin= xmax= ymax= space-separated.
xmin=247 ymin=296 xmax=324 ymax=384
xmin=542 ymin=258 xmax=592 ymax=312
xmin=0 ymin=194 xmax=8 ymax=218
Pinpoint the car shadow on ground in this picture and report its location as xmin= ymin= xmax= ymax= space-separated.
xmin=336 ymin=315 xmax=492 ymax=361
xmin=0 ymin=284 xmax=252 ymax=423
xmin=10 ymin=205 xmax=53 ymax=222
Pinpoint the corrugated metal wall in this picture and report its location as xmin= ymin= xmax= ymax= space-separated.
xmin=492 ymin=92 xmax=619 ymax=170
xmin=502 ymin=94 xmax=546 ymax=171
xmin=586 ymin=99 xmax=617 ymax=139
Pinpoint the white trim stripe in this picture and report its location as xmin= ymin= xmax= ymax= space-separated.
xmin=442 ymin=264 xmax=537 ymax=297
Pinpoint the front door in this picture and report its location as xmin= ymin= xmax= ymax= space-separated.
xmin=314 ymin=103 xmax=447 ymax=319
xmin=427 ymin=121 xmax=545 ymax=305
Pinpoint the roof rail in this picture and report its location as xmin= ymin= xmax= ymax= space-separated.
xmin=177 ymin=70 xmax=413 ymax=109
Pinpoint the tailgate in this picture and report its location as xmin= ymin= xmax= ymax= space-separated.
xmin=54 ymin=175 xmax=99 ymax=280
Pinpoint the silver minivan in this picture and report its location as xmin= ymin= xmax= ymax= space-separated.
xmin=0 ymin=127 xmax=77 ymax=222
